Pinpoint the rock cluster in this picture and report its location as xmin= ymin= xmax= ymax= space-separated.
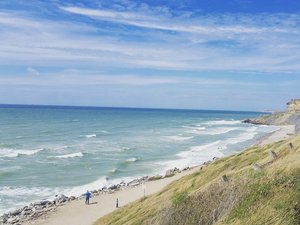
xmin=0 ymin=195 xmax=69 ymax=225
xmin=165 ymin=167 xmax=180 ymax=177
xmin=0 ymin=176 xmax=149 ymax=224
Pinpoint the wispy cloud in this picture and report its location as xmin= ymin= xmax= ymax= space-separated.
xmin=26 ymin=67 xmax=40 ymax=76
xmin=0 ymin=2 xmax=300 ymax=73
xmin=60 ymin=6 xmax=295 ymax=34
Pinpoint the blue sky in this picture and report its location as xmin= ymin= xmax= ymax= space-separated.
xmin=0 ymin=0 xmax=299 ymax=111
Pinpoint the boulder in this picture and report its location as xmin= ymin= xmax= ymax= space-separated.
xmin=252 ymin=163 xmax=261 ymax=171
xmin=7 ymin=216 xmax=19 ymax=224
xmin=182 ymin=166 xmax=190 ymax=171
xmin=108 ymin=184 xmax=119 ymax=190
xmin=269 ymin=150 xmax=277 ymax=160
xmin=128 ymin=179 xmax=140 ymax=187
xmin=9 ymin=208 xmax=22 ymax=217
xmin=69 ymin=196 xmax=76 ymax=201
xmin=55 ymin=194 xmax=68 ymax=204
xmin=220 ymin=175 xmax=229 ymax=182
xmin=165 ymin=167 xmax=180 ymax=177
xmin=148 ymin=175 xmax=162 ymax=181
xmin=165 ymin=169 xmax=175 ymax=177
xmin=0 ymin=214 xmax=8 ymax=224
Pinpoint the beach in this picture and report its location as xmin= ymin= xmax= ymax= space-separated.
xmin=257 ymin=125 xmax=295 ymax=146
xmin=21 ymin=124 xmax=295 ymax=225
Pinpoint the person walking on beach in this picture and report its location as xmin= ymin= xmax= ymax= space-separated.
xmin=116 ymin=198 xmax=119 ymax=208
xmin=85 ymin=190 xmax=91 ymax=205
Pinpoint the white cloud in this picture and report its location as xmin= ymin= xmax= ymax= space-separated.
xmin=0 ymin=6 xmax=299 ymax=73
xmin=60 ymin=6 xmax=295 ymax=34
xmin=26 ymin=67 xmax=40 ymax=76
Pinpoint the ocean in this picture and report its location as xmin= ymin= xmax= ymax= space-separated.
xmin=0 ymin=105 xmax=278 ymax=215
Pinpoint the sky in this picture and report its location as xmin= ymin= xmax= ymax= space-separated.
xmin=0 ymin=0 xmax=300 ymax=111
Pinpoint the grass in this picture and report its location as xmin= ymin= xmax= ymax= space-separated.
xmin=94 ymin=135 xmax=300 ymax=225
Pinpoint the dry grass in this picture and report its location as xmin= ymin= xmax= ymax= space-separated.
xmin=94 ymin=135 xmax=300 ymax=225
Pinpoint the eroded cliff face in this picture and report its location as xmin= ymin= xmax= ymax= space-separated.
xmin=244 ymin=99 xmax=300 ymax=133
xmin=287 ymin=99 xmax=300 ymax=112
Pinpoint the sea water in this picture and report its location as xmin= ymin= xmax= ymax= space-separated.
xmin=0 ymin=105 xmax=279 ymax=214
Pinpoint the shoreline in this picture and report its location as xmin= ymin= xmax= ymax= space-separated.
xmin=256 ymin=125 xmax=295 ymax=146
xmin=1 ymin=125 xmax=295 ymax=225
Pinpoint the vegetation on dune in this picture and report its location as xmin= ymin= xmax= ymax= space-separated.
xmin=94 ymin=135 xmax=300 ymax=225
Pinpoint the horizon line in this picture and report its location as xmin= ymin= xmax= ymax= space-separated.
xmin=0 ymin=103 xmax=268 ymax=114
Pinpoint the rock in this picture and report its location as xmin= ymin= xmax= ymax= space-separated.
xmin=220 ymin=175 xmax=229 ymax=182
xmin=20 ymin=209 xmax=31 ymax=218
xmin=128 ymin=179 xmax=140 ymax=187
xmin=0 ymin=214 xmax=8 ymax=224
xmin=183 ymin=166 xmax=190 ymax=171
xmin=108 ymin=185 xmax=119 ymax=190
xmin=69 ymin=196 xmax=76 ymax=201
xmin=203 ymin=160 xmax=212 ymax=165
xmin=269 ymin=150 xmax=277 ymax=160
xmin=55 ymin=194 xmax=68 ymax=204
xmin=288 ymin=142 xmax=294 ymax=151
xmin=140 ymin=176 xmax=148 ymax=181
xmin=252 ymin=163 xmax=261 ymax=171
xmin=40 ymin=200 xmax=51 ymax=206
xmin=102 ymin=186 xmax=107 ymax=191
xmin=9 ymin=208 xmax=22 ymax=217
xmin=7 ymin=217 xmax=19 ymax=224
xmin=148 ymin=175 xmax=162 ymax=181
xmin=165 ymin=169 xmax=175 ymax=177
xmin=165 ymin=167 xmax=180 ymax=178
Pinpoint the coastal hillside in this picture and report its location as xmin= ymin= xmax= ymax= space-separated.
xmin=244 ymin=99 xmax=300 ymax=133
xmin=95 ymin=135 xmax=300 ymax=225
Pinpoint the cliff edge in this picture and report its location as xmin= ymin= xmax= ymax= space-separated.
xmin=244 ymin=99 xmax=300 ymax=133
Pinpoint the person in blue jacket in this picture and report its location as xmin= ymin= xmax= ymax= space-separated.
xmin=85 ymin=190 xmax=91 ymax=205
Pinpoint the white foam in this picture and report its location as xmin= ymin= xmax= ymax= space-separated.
xmin=126 ymin=157 xmax=138 ymax=162
xmin=156 ymin=126 xmax=259 ymax=173
xmin=0 ymin=186 xmax=56 ymax=197
xmin=203 ymin=120 xmax=242 ymax=125
xmin=52 ymin=152 xmax=84 ymax=159
xmin=65 ymin=175 xmax=136 ymax=197
xmin=224 ymin=127 xmax=258 ymax=145
xmin=109 ymin=168 xmax=118 ymax=173
xmin=156 ymin=141 xmax=224 ymax=172
xmin=99 ymin=130 xmax=109 ymax=134
xmin=0 ymin=148 xmax=43 ymax=158
xmin=163 ymin=135 xmax=194 ymax=142
xmin=185 ymin=127 xmax=239 ymax=135
xmin=182 ymin=125 xmax=206 ymax=129
xmin=85 ymin=134 xmax=97 ymax=138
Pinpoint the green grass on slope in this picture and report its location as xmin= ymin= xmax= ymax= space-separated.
xmin=95 ymin=135 xmax=300 ymax=225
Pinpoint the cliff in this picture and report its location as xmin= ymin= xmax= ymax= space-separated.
xmin=95 ymin=135 xmax=300 ymax=225
xmin=244 ymin=99 xmax=300 ymax=133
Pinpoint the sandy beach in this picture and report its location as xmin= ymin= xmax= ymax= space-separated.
xmin=257 ymin=125 xmax=295 ymax=146
xmin=20 ymin=124 xmax=295 ymax=225
xmin=24 ymin=167 xmax=199 ymax=225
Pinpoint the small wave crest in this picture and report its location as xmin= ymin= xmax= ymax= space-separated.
xmin=51 ymin=152 xmax=84 ymax=159
xmin=126 ymin=157 xmax=138 ymax=162
xmin=0 ymin=148 xmax=44 ymax=158
xmin=108 ymin=168 xmax=121 ymax=174
xmin=203 ymin=120 xmax=241 ymax=125
xmin=185 ymin=127 xmax=238 ymax=135
xmin=163 ymin=135 xmax=194 ymax=142
xmin=84 ymin=134 xmax=97 ymax=138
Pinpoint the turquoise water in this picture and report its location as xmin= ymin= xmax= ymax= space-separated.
xmin=0 ymin=105 xmax=277 ymax=214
